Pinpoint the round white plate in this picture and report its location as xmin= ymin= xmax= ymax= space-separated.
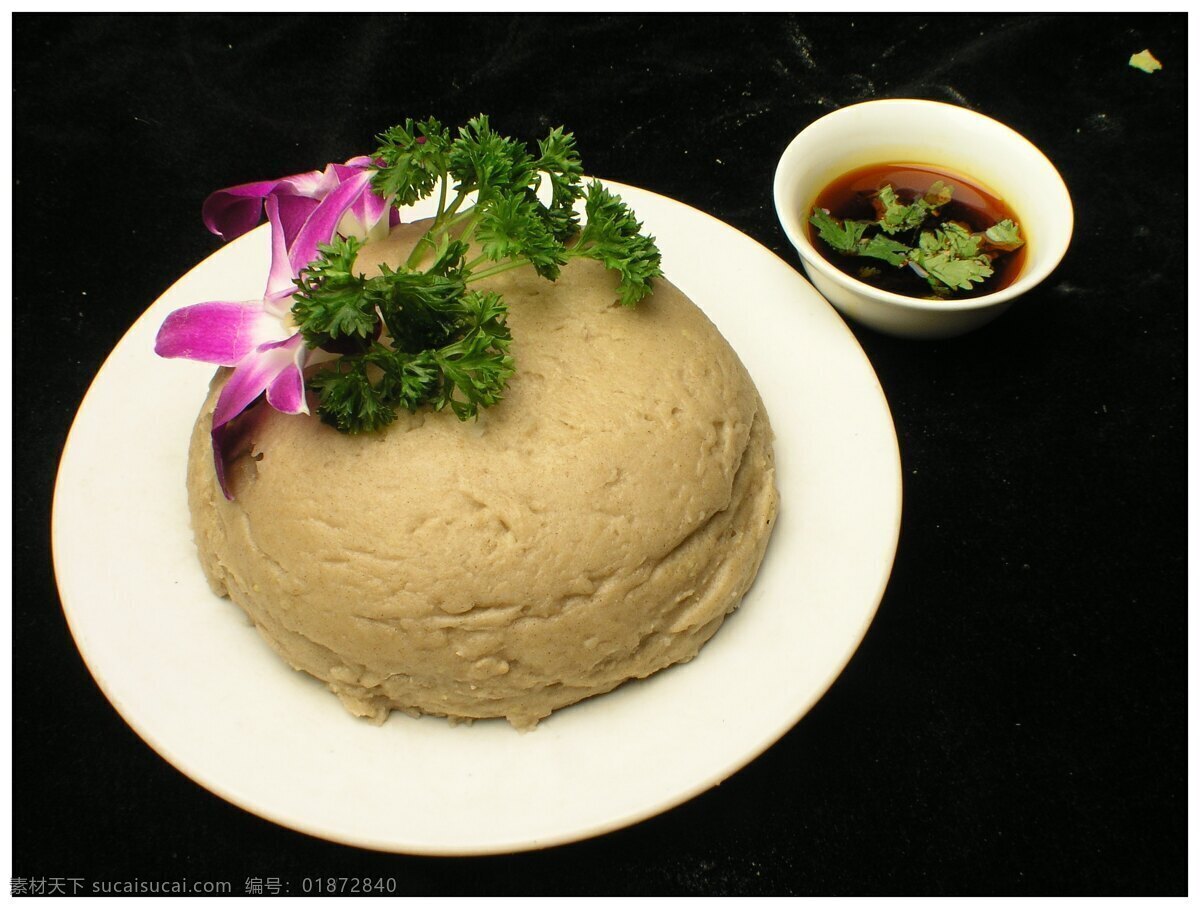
xmin=52 ymin=182 xmax=901 ymax=855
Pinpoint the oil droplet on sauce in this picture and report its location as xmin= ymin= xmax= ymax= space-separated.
xmin=808 ymin=163 xmax=1027 ymax=300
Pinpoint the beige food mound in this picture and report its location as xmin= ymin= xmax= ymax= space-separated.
xmin=188 ymin=223 xmax=778 ymax=729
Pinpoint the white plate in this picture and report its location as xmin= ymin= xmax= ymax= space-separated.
xmin=52 ymin=182 xmax=901 ymax=855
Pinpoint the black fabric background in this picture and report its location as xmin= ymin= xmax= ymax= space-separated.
xmin=13 ymin=13 xmax=1186 ymax=896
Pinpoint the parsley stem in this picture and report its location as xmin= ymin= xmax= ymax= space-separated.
xmin=421 ymin=187 xmax=469 ymax=248
xmin=408 ymin=190 xmax=468 ymax=269
xmin=441 ymin=190 xmax=469 ymax=223
xmin=405 ymin=233 xmax=440 ymax=270
xmin=407 ymin=203 xmax=481 ymax=270
xmin=468 ymin=259 xmax=536 ymax=282
xmin=444 ymin=206 xmax=478 ymax=232
xmin=406 ymin=231 xmax=436 ymax=269
xmin=435 ymin=174 xmax=448 ymax=222
xmin=562 ymin=241 xmax=595 ymax=259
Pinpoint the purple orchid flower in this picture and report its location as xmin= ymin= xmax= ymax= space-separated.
xmin=201 ymin=155 xmax=397 ymax=247
xmin=156 ymin=157 xmax=396 ymax=498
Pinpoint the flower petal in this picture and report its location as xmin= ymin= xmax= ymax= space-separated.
xmin=340 ymin=181 xmax=393 ymax=242
xmin=265 ymin=336 xmax=310 ymax=415
xmin=288 ymin=170 xmax=376 ymax=269
xmin=277 ymin=168 xmax=332 ymax=198
xmin=212 ymin=334 xmax=307 ymax=429
xmin=201 ymin=180 xmax=279 ymax=242
xmin=272 ymin=193 xmax=321 ymax=250
xmin=154 ymin=301 xmax=286 ymax=365
xmin=201 ymin=166 xmax=331 ymax=242
xmin=264 ymin=194 xmax=296 ymax=297
xmin=210 ymin=398 xmax=270 ymax=500
xmin=329 ymin=160 xmax=393 ymax=239
xmin=261 ymin=288 xmax=298 ymax=321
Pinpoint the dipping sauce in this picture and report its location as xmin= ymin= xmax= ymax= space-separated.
xmin=808 ymin=163 xmax=1027 ymax=300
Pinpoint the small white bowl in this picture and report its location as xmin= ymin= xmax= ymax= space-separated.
xmin=774 ymin=99 xmax=1073 ymax=339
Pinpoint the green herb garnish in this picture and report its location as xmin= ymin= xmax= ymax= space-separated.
xmin=296 ymin=116 xmax=662 ymax=433
xmin=809 ymin=182 xmax=1023 ymax=297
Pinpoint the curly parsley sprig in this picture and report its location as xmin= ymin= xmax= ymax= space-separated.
xmin=295 ymin=116 xmax=662 ymax=434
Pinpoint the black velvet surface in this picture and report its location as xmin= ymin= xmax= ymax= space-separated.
xmin=13 ymin=13 xmax=1186 ymax=896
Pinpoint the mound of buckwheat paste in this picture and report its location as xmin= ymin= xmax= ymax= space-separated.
xmin=188 ymin=222 xmax=778 ymax=729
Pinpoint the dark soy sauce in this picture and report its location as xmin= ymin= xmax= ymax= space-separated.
xmin=808 ymin=163 xmax=1027 ymax=300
